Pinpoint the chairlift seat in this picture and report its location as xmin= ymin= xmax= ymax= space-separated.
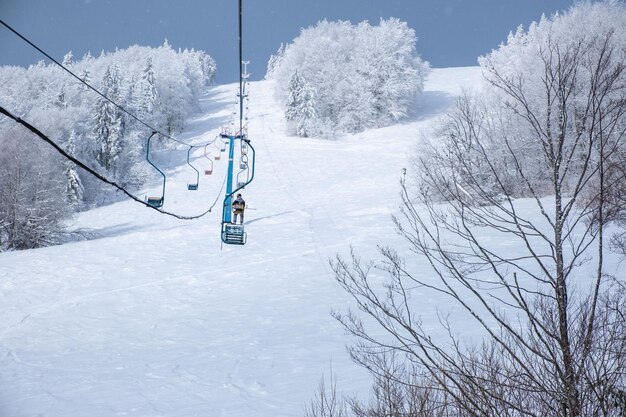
xmin=239 ymin=162 xmax=247 ymax=170
xmin=215 ymin=154 xmax=221 ymax=160
xmin=222 ymin=224 xmax=246 ymax=245
xmin=205 ymin=169 xmax=213 ymax=175
xmin=188 ymin=184 xmax=198 ymax=191
xmin=147 ymin=197 xmax=163 ymax=207
xmin=237 ymin=182 xmax=246 ymax=189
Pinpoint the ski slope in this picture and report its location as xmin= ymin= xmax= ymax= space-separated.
xmin=0 ymin=67 xmax=483 ymax=417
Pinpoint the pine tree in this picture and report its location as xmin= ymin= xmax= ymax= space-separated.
xmin=266 ymin=43 xmax=286 ymax=79
xmin=93 ymin=65 xmax=122 ymax=173
xmin=285 ymin=72 xmax=319 ymax=137
xmin=64 ymin=130 xmax=84 ymax=208
xmin=136 ymin=57 xmax=158 ymax=121
xmin=296 ymin=83 xmax=318 ymax=137
xmin=79 ymin=68 xmax=90 ymax=85
xmin=285 ymin=71 xmax=304 ymax=123
xmin=62 ymin=51 xmax=73 ymax=67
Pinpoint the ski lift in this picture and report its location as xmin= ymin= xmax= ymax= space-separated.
xmin=236 ymin=165 xmax=249 ymax=190
xmin=214 ymin=139 xmax=223 ymax=159
xmin=204 ymin=143 xmax=214 ymax=175
xmin=222 ymin=223 xmax=246 ymax=245
xmin=239 ymin=154 xmax=248 ymax=170
xmin=145 ymin=131 xmax=166 ymax=208
xmin=186 ymin=146 xmax=200 ymax=191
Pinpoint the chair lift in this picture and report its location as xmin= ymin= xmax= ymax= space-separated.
xmin=222 ymin=222 xmax=247 ymax=245
xmin=145 ymin=131 xmax=166 ymax=207
xmin=236 ymin=161 xmax=249 ymax=189
xmin=204 ymin=143 xmax=214 ymax=175
xmin=221 ymin=141 xmax=256 ymax=246
xmin=186 ymin=146 xmax=200 ymax=191
xmin=241 ymin=143 xmax=248 ymax=156
xmin=240 ymin=154 xmax=248 ymax=170
xmin=214 ymin=139 xmax=222 ymax=160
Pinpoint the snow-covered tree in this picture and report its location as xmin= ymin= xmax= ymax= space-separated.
xmin=92 ymin=65 xmax=123 ymax=173
xmin=135 ymin=56 xmax=159 ymax=123
xmin=0 ymin=125 xmax=68 ymax=250
xmin=296 ymin=83 xmax=318 ymax=137
xmin=265 ymin=42 xmax=287 ymax=80
xmin=285 ymin=71 xmax=304 ymax=123
xmin=273 ymin=18 xmax=429 ymax=137
xmin=64 ymin=130 xmax=84 ymax=208
xmin=62 ymin=51 xmax=73 ymax=67
xmin=285 ymin=72 xmax=318 ymax=137
xmin=0 ymin=42 xmax=217 ymax=249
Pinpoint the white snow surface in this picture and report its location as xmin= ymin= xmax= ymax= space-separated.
xmin=0 ymin=67 xmax=487 ymax=416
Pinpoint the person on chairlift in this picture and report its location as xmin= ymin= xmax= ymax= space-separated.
xmin=232 ymin=193 xmax=246 ymax=224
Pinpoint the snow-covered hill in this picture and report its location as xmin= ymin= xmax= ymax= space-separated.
xmin=0 ymin=67 xmax=483 ymax=417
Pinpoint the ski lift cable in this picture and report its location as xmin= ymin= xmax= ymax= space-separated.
xmin=0 ymin=105 xmax=227 ymax=220
xmin=0 ymin=19 xmax=216 ymax=149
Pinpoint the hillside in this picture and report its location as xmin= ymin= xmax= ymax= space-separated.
xmin=0 ymin=67 xmax=483 ymax=417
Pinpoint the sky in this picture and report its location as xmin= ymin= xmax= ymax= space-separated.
xmin=1 ymin=0 xmax=576 ymax=83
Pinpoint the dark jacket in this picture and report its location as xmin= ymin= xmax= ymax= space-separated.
xmin=233 ymin=197 xmax=245 ymax=213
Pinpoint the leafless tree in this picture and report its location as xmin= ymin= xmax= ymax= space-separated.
xmin=0 ymin=124 xmax=68 ymax=250
xmin=304 ymin=368 xmax=348 ymax=417
xmin=331 ymin=13 xmax=626 ymax=417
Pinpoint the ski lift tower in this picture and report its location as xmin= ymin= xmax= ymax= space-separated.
xmin=220 ymin=58 xmax=255 ymax=245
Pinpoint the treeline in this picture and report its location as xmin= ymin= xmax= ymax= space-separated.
xmin=0 ymin=42 xmax=216 ymax=250
xmin=266 ymin=18 xmax=430 ymax=137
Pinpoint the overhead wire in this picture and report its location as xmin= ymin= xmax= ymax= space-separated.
xmin=0 ymin=105 xmax=226 ymax=220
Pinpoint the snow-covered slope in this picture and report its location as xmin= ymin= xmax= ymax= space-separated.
xmin=0 ymin=67 xmax=483 ymax=417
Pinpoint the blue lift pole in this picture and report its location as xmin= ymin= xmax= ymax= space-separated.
xmin=223 ymin=134 xmax=236 ymax=224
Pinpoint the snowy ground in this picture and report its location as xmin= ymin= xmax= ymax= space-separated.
xmin=0 ymin=67 xmax=485 ymax=417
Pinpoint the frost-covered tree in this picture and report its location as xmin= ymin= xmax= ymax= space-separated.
xmin=64 ymin=130 xmax=84 ymax=208
xmin=0 ymin=125 xmax=68 ymax=250
xmin=273 ymin=18 xmax=429 ymax=136
xmin=285 ymin=72 xmax=318 ymax=137
xmin=265 ymin=42 xmax=287 ymax=80
xmin=62 ymin=51 xmax=73 ymax=67
xmin=92 ymin=65 xmax=123 ymax=173
xmin=135 ymin=57 xmax=159 ymax=123
xmin=0 ymin=42 xmax=217 ymax=249
xmin=297 ymin=83 xmax=318 ymax=137
xmin=285 ymin=71 xmax=304 ymax=123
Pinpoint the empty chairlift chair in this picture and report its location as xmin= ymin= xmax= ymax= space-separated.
xmin=187 ymin=146 xmax=200 ymax=191
xmin=204 ymin=143 xmax=214 ymax=175
xmin=145 ymin=131 xmax=166 ymax=208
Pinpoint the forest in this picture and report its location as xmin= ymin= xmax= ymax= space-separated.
xmin=0 ymin=41 xmax=216 ymax=249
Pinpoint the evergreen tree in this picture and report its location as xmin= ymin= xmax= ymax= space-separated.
xmin=297 ymin=83 xmax=318 ymax=137
xmin=285 ymin=72 xmax=319 ymax=137
xmin=285 ymin=71 xmax=304 ymax=123
xmin=136 ymin=57 xmax=158 ymax=121
xmin=92 ymin=65 xmax=122 ymax=173
xmin=64 ymin=130 xmax=84 ymax=208
xmin=266 ymin=43 xmax=286 ymax=79
xmin=62 ymin=51 xmax=73 ymax=67
xmin=79 ymin=68 xmax=91 ymax=93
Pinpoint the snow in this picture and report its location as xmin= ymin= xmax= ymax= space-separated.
xmin=0 ymin=67 xmax=486 ymax=416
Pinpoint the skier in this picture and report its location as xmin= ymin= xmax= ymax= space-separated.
xmin=232 ymin=193 xmax=246 ymax=224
